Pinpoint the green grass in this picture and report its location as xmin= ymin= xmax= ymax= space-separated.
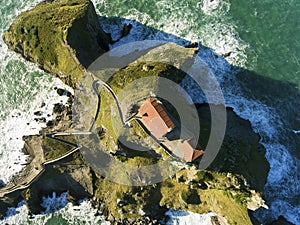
xmin=128 ymin=120 xmax=171 ymax=159
xmin=3 ymin=3 xmax=268 ymax=224
xmin=94 ymin=61 xmax=191 ymax=154
xmin=94 ymin=177 xmax=162 ymax=220
xmin=160 ymin=169 xmax=253 ymax=225
xmin=94 ymin=87 xmax=120 ymax=150
xmin=93 ymin=166 xmax=254 ymax=224
xmin=42 ymin=135 xmax=77 ymax=161
xmin=129 ymin=120 xmax=148 ymax=139
xmin=3 ymin=0 xmax=108 ymax=87
xmin=107 ymin=62 xmax=186 ymax=95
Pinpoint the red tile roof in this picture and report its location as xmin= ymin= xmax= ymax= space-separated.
xmin=138 ymin=98 xmax=175 ymax=139
xmin=138 ymin=98 xmax=204 ymax=162
xmin=150 ymin=99 xmax=176 ymax=130
xmin=178 ymin=140 xmax=204 ymax=162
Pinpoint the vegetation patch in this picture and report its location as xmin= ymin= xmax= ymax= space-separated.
xmin=42 ymin=135 xmax=77 ymax=161
xmin=94 ymin=61 xmax=189 ymax=155
xmin=3 ymin=0 xmax=110 ymax=87
xmin=92 ymin=167 xmax=254 ymax=224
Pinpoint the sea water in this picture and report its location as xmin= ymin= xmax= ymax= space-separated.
xmin=0 ymin=0 xmax=299 ymax=224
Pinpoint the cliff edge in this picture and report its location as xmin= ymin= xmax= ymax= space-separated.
xmin=1 ymin=1 xmax=272 ymax=224
xmin=2 ymin=0 xmax=110 ymax=87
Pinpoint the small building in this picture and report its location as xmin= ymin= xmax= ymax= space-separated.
xmin=138 ymin=98 xmax=175 ymax=139
xmin=178 ymin=139 xmax=205 ymax=162
xmin=138 ymin=98 xmax=204 ymax=162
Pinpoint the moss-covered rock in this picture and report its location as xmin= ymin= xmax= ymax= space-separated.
xmin=92 ymin=166 xmax=257 ymax=224
xmin=89 ymin=43 xmax=197 ymax=155
xmin=94 ymin=61 xmax=190 ymax=150
xmin=1 ymin=3 xmax=270 ymax=223
xmin=3 ymin=0 xmax=110 ymax=87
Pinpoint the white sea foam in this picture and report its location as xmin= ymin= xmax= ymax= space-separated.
xmin=0 ymin=75 xmax=72 ymax=184
xmin=1 ymin=0 xmax=298 ymax=224
xmin=166 ymin=209 xmax=228 ymax=225
xmin=94 ymin=1 xmax=299 ymax=223
xmin=257 ymin=143 xmax=300 ymax=224
xmin=187 ymin=42 xmax=300 ymax=224
xmin=201 ymin=0 xmax=224 ymax=15
xmin=199 ymin=23 xmax=249 ymax=67
xmin=40 ymin=192 xmax=69 ymax=213
xmin=199 ymin=0 xmax=252 ymax=68
xmin=0 ymin=0 xmax=73 ymax=184
xmin=0 ymin=52 xmax=73 ymax=184
xmin=1 ymin=192 xmax=109 ymax=225
xmin=95 ymin=0 xmax=250 ymax=68
xmin=200 ymin=48 xmax=299 ymax=224
xmin=214 ymin=67 xmax=299 ymax=224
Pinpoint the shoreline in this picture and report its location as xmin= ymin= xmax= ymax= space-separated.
xmin=0 ymin=98 xmax=270 ymax=225
xmin=1 ymin=0 xmax=298 ymax=224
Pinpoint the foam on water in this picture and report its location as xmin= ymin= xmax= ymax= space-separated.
xmin=94 ymin=0 xmax=250 ymax=68
xmin=201 ymin=0 xmax=222 ymax=15
xmin=166 ymin=209 xmax=222 ymax=225
xmin=199 ymin=0 xmax=252 ymax=68
xmin=95 ymin=0 xmax=299 ymax=223
xmin=99 ymin=16 xmax=190 ymax=49
xmin=0 ymin=1 xmax=107 ymax=223
xmin=196 ymin=49 xmax=300 ymax=223
xmin=0 ymin=74 xmax=72 ymax=184
xmin=183 ymin=42 xmax=299 ymax=223
xmin=1 ymin=192 xmax=109 ymax=225
xmin=0 ymin=0 xmax=298 ymax=224
xmin=0 ymin=0 xmax=73 ymax=184
xmin=0 ymin=0 xmax=43 ymax=30
xmin=193 ymin=41 xmax=300 ymax=225
xmin=214 ymin=70 xmax=299 ymax=223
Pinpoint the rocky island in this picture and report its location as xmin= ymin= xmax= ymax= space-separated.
xmin=1 ymin=0 xmax=273 ymax=224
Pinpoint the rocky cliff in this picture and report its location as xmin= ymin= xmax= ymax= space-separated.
xmin=1 ymin=1 xmax=272 ymax=224
xmin=2 ymin=0 xmax=111 ymax=87
xmin=0 ymin=47 xmax=270 ymax=224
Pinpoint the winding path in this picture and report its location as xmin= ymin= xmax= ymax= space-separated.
xmin=0 ymin=76 xmax=126 ymax=197
xmin=0 ymin=133 xmax=85 ymax=197
xmin=89 ymin=75 xmax=126 ymax=130
xmin=94 ymin=79 xmax=126 ymax=126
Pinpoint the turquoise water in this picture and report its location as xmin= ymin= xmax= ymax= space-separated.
xmin=0 ymin=0 xmax=299 ymax=224
xmin=230 ymin=0 xmax=300 ymax=85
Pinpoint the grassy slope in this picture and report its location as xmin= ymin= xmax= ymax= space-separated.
xmin=3 ymin=0 xmax=109 ymax=87
xmin=42 ymin=135 xmax=77 ymax=162
xmin=3 ymin=2 xmax=268 ymax=222
xmin=90 ymin=61 xmax=256 ymax=224
xmin=94 ymin=168 xmax=253 ymax=224
xmin=95 ymin=61 xmax=187 ymax=148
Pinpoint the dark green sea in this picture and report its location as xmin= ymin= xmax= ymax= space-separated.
xmin=0 ymin=0 xmax=299 ymax=224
